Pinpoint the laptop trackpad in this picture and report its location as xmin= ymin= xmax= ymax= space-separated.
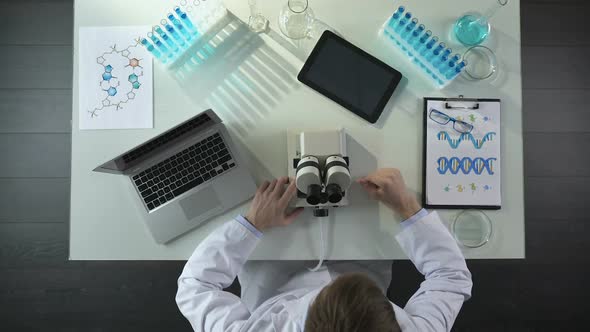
xmin=179 ymin=187 xmax=222 ymax=222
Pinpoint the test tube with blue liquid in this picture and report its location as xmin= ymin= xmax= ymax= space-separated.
xmin=446 ymin=60 xmax=466 ymax=80
xmin=440 ymin=54 xmax=460 ymax=74
xmin=162 ymin=19 xmax=187 ymax=48
xmin=140 ymin=38 xmax=164 ymax=63
xmin=394 ymin=12 xmax=412 ymax=33
xmin=174 ymin=7 xmax=199 ymax=36
xmin=427 ymin=42 xmax=445 ymax=62
xmin=432 ymin=47 xmax=451 ymax=68
xmin=419 ymin=36 xmax=437 ymax=57
xmin=173 ymin=9 xmax=215 ymax=58
xmin=386 ymin=12 xmax=401 ymax=38
xmin=413 ymin=29 xmax=431 ymax=50
xmin=147 ymin=32 xmax=172 ymax=60
xmin=381 ymin=4 xmax=467 ymax=86
xmin=400 ymin=18 xmax=418 ymax=41
xmin=388 ymin=6 xmax=405 ymax=29
xmin=407 ymin=24 xmax=425 ymax=45
xmin=168 ymin=13 xmax=193 ymax=41
xmin=154 ymin=25 xmax=179 ymax=54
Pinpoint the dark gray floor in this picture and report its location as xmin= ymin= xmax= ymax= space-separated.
xmin=0 ymin=0 xmax=589 ymax=331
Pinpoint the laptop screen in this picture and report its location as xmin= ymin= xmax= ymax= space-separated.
xmin=95 ymin=112 xmax=214 ymax=173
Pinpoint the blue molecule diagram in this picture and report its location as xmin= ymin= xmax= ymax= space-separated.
xmin=89 ymin=40 xmax=145 ymax=118
xmin=436 ymin=157 xmax=497 ymax=175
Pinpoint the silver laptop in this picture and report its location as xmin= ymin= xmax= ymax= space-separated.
xmin=94 ymin=109 xmax=256 ymax=243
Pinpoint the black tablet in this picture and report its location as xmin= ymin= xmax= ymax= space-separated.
xmin=297 ymin=30 xmax=402 ymax=123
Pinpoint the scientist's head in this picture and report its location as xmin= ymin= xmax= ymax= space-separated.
xmin=304 ymin=273 xmax=401 ymax=332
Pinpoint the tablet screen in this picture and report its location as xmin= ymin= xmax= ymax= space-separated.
xmin=298 ymin=31 xmax=402 ymax=123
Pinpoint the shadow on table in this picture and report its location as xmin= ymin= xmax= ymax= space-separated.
xmin=170 ymin=12 xmax=299 ymax=139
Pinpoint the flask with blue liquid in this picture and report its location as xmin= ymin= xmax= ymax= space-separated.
xmin=454 ymin=0 xmax=508 ymax=46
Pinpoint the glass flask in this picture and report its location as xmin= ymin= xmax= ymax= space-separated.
xmin=453 ymin=0 xmax=508 ymax=46
xmin=278 ymin=0 xmax=315 ymax=40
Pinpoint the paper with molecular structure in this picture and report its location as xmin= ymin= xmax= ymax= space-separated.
xmin=78 ymin=26 xmax=153 ymax=130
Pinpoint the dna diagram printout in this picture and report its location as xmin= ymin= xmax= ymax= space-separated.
xmin=425 ymin=99 xmax=502 ymax=208
xmin=78 ymin=26 xmax=154 ymax=130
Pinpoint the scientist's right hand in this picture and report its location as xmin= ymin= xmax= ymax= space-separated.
xmin=245 ymin=177 xmax=303 ymax=232
xmin=357 ymin=168 xmax=422 ymax=220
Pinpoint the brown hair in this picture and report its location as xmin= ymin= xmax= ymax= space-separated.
xmin=305 ymin=273 xmax=401 ymax=332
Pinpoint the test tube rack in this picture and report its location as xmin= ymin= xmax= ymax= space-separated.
xmin=380 ymin=6 xmax=466 ymax=88
xmin=139 ymin=0 xmax=228 ymax=69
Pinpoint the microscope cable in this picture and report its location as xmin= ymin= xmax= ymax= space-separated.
xmin=308 ymin=216 xmax=326 ymax=272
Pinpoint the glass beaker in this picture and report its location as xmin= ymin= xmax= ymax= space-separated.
xmin=278 ymin=0 xmax=315 ymax=40
xmin=453 ymin=0 xmax=508 ymax=46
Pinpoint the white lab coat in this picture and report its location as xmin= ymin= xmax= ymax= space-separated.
xmin=176 ymin=211 xmax=472 ymax=332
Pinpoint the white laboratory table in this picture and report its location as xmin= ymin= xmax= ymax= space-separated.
xmin=70 ymin=0 xmax=524 ymax=260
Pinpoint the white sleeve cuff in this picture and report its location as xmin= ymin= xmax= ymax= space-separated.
xmin=400 ymin=208 xmax=429 ymax=229
xmin=234 ymin=215 xmax=263 ymax=238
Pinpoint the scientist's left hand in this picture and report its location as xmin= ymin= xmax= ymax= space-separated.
xmin=245 ymin=177 xmax=303 ymax=232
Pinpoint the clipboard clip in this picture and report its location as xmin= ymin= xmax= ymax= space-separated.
xmin=444 ymin=95 xmax=480 ymax=110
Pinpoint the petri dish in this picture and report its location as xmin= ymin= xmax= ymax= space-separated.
xmin=462 ymin=45 xmax=497 ymax=80
xmin=452 ymin=210 xmax=492 ymax=248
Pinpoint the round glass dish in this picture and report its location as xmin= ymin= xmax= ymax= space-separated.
xmin=462 ymin=45 xmax=497 ymax=80
xmin=452 ymin=210 xmax=492 ymax=248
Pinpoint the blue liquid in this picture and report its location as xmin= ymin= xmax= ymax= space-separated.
xmin=388 ymin=12 xmax=400 ymax=29
xmin=433 ymin=48 xmax=451 ymax=67
xmin=413 ymin=30 xmax=431 ymax=50
xmin=419 ymin=37 xmax=437 ymax=56
xmin=394 ymin=18 xmax=407 ymax=33
xmin=400 ymin=19 xmax=417 ymax=40
xmin=440 ymin=54 xmax=461 ymax=74
xmin=427 ymin=43 xmax=445 ymax=62
xmin=419 ymin=43 xmax=433 ymax=57
xmin=168 ymin=14 xmax=192 ymax=40
xmin=155 ymin=26 xmax=179 ymax=53
xmin=140 ymin=38 xmax=162 ymax=60
xmin=165 ymin=24 xmax=186 ymax=47
xmin=445 ymin=68 xmax=460 ymax=80
xmin=426 ymin=49 xmax=439 ymax=62
xmin=445 ymin=61 xmax=466 ymax=79
xmin=433 ymin=54 xmax=449 ymax=68
xmin=407 ymin=24 xmax=425 ymax=44
xmin=394 ymin=13 xmax=412 ymax=33
xmin=449 ymin=54 xmax=461 ymax=64
xmin=440 ymin=61 xmax=455 ymax=75
xmin=148 ymin=34 xmax=171 ymax=58
xmin=454 ymin=14 xmax=489 ymax=46
xmin=175 ymin=7 xmax=199 ymax=35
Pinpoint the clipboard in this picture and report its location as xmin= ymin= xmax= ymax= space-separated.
xmin=423 ymin=96 xmax=502 ymax=210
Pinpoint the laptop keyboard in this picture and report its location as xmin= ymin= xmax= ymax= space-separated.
xmin=132 ymin=132 xmax=236 ymax=211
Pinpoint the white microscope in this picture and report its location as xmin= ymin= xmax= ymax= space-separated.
xmin=288 ymin=129 xmax=351 ymax=217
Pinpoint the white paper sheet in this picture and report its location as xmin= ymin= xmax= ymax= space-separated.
xmin=425 ymin=99 xmax=501 ymax=207
xmin=78 ymin=26 xmax=153 ymax=130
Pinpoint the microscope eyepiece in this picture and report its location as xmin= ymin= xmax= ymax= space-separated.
xmin=306 ymin=184 xmax=322 ymax=205
xmin=296 ymin=156 xmax=322 ymax=206
xmin=324 ymin=155 xmax=351 ymax=204
xmin=326 ymin=183 xmax=343 ymax=203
